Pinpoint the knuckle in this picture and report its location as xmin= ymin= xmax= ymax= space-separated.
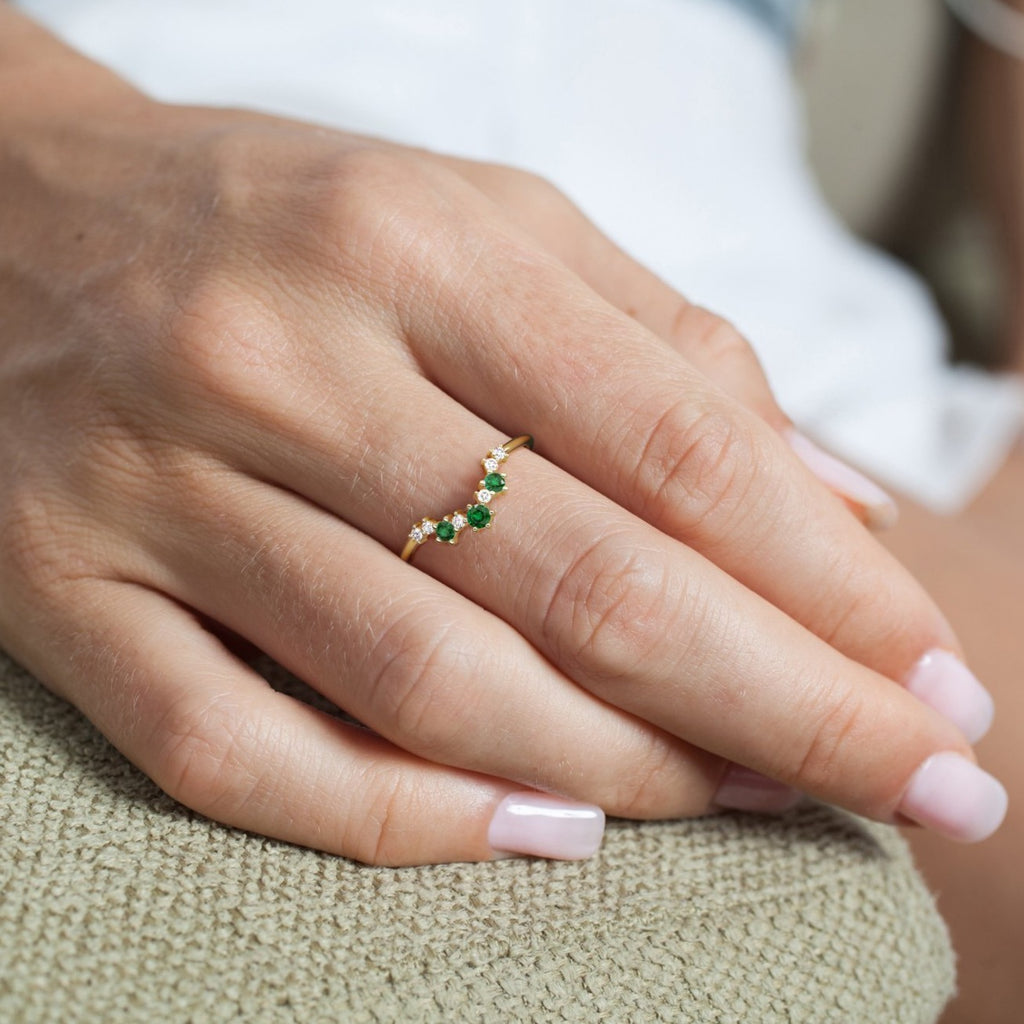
xmin=462 ymin=161 xmax=568 ymax=211
xmin=352 ymin=769 xmax=415 ymax=867
xmin=632 ymin=397 xmax=761 ymax=534
xmin=820 ymin=573 xmax=886 ymax=650
xmin=789 ymin=684 xmax=866 ymax=794
xmin=162 ymin=279 xmax=283 ymax=413
xmin=369 ymin=609 xmax=479 ymax=758
xmin=815 ymin=557 xmax=934 ymax=670
xmin=676 ymin=306 xmax=759 ymax=368
xmin=319 ymin=147 xmax=462 ymax=285
xmin=544 ymin=531 xmax=673 ymax=682
xmin=607 ymin=743 xmax=693 ymax=819
xmin=502 ymin=167 xmax=572 ymax=213
xmin=0 ymin=484 xmax=95 ymax=594
xmin=152 ymin=692 xmax=260 ymax=818
xmin=1 ymin=486 xmax=63 ymax=589
xmin=323 ymin=147 xmax=414 ymax=216
xmin=340 ymin=766 xmax=453 ymax=867
xmin=664 ymin=305 xmax=784 ymax=424
xmin=507 ymin=165 xmax=562 ymax=196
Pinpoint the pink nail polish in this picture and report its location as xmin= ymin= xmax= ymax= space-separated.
xmin=899 ymin=752 xmax=1008 ymax=842
xmin=487 ymin=793 xmax=605 ymax=860
xmin=784 ymin=429 xmax=899 ymax=529
xmin=713 ymin=765 xmax=803 ymax=813
xmin=905 ymin=650 xmax=995 ymax=744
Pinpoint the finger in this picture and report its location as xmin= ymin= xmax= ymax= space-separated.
xmin=28 ymin=578 xmax=605 ymax=865
xmin=360 ymin=196 xmax=961 ymax=682
xmin=610 ymin=299 xmax=901 ymax=529
xmin=120 ymin=460 xmax=728 ymax=820
xmin=161 ymin=152 xmax=912 ymax=681
xmin=432 ymin=160 xmax=783 ymax=422
xmin=434 ymin=157 xmax=898 ymax=528
xmin=558 ymin=241 xmax=902 ymax=529
xmin=171 ymin=375 xmax=1002 ymax=838
xmin=394 ymin=438 xmax=1002 ymax=840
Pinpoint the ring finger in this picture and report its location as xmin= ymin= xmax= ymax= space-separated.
xmin=126 ymin=451 xmax=729 ymax=819
xmin=172 ymin=372 xmax=999 ymax=840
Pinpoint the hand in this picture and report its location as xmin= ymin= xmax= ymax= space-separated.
xmin=0 ymin=12 xmax=1005 ymax=864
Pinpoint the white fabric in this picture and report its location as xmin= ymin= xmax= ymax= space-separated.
xmin=19 ymin=0 xmax=1024 ymax=510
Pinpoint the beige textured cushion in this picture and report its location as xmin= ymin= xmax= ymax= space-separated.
xmin=0 ymin=649 xmax=954 ymax=1023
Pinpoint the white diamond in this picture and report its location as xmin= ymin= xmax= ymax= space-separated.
xmin=410 ymin=525 xmax=424 ymax=544
xmin=422 ymin=520 xmax=436 ymax=536
xmin=452 ymin=512 xmax=468 ymax=531
xmin=483 ymin=457 xmax=499 ymax=473
xmin=490 ymin=447 xmax=508 ymax=462
xmin=476 ymin=489 xmax=492 ymax=504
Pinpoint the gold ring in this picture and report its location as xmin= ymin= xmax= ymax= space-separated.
xmin=400 ymin=435 xmax=534 ymax=562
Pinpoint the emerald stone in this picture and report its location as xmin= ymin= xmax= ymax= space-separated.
xmin=466 ymin=504 xmax=491 ymax=529
xmin=435 ymin=520 xmax=456 ymax=542
xmin=484 ymin=472 xmax=506 ymax=493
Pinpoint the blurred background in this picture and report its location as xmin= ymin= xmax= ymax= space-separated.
xmin=799 ymin=0 xmax=1004 ymax=367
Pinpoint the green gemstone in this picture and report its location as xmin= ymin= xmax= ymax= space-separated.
xmin=435 ymin=520 xmax=456 ymax=542
xmin=484 ymin=472 xmax=506 ymax=493
xmin=466 ymin=504 xmax=491 ymax=529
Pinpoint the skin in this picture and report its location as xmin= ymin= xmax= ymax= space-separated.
xmin=0 ymin=6 xmax=992 ymax=869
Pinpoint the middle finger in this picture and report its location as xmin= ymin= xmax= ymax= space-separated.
xmin=198 ymin=368 xmax=992 ymax=837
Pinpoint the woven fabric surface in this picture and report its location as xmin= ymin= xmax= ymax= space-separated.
xmin=0 ymin=648 xmax=954 ymax=1023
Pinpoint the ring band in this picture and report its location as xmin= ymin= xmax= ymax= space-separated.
xmin=400 ymin=434 xmax=534 ymax=562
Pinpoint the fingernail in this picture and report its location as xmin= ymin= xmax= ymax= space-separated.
xmin=784 ymin=428 xmax=899 ymax=529
xmin=899 ymin=752 xmax=1008 ymax=842
xmin=488 ymin=792 xmax=605 ymax=860
xmin=905 ymin=649 xmax=995 ymax=744
xmin=713 ymin=765 xmax=803 ymax=813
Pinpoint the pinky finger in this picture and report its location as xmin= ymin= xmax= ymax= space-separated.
xmin=40 ymin=580 xmax=605 ymax=866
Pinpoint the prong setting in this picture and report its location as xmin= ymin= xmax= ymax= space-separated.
xmin=400 ymin=435 xmax=532 ymax=561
